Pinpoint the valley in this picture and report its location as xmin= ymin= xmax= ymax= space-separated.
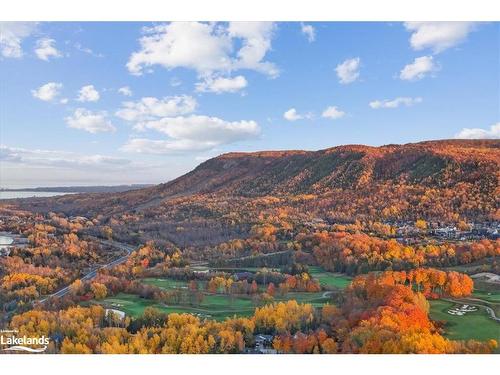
xmin=0 ymin=139 xmax=498 ymax=354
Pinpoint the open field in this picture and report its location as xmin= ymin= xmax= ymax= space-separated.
xmin=142 ymin=277 xmax=190 ymax=289
xmin=442 ymin=258 xmax=497 ymax=275
xmin=429 ymin=300 xmax=500 ymax=343
xmin=90 ymin=287 xmax=333 ymax=321
xmin=89 ymin=292 xmax=256 ymax=320
xmin=309 ymin=266 xmax=352 ymax=289
xmin=275 ymin=292 xmax=330 ymax=307
xmin=210 ymin=267 xmax=279 ymax=273
xmin=472 ymin=290 xmax=500 ymax=303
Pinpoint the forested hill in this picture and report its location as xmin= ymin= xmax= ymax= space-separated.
xmin=6 ymin=139 xmax=500 ymax=222
xmin=162 ymin=139 xmax=499 ymax=196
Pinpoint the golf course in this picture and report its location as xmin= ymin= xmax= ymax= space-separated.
xmin=429 ymin=299 xmax=499 ymax=342
xmin=88 ymin=266 xmax=350 ymax=320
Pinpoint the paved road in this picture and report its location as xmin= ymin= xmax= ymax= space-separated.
xmin=38 ymin=238 xmax=135 ymax=303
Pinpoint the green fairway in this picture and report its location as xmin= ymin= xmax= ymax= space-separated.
xmin=91 ymin=292 xmax=256 ymax=320
xmin=309 ymin=266 xmax=352 ymax=289
xmin=90 ymin=286 xmax=334 ymax=321
xmin=141 ymin=277 xmax=190 ymax=289
xmin=472 ymin=290 xmax=500 ymax=303
xmin=93 ymin=293 xmax=162 ymax=317
xmin=443 ymin=258 xmax=495 ymax=273
xmin=275 ymin=291 xmax=330 ymax=307
xmin=429 ymin=300 xmax=500 ymax=342
xmin=210 ymin=267 xmax=279 ymax=272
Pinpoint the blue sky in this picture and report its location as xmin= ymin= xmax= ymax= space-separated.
xmin=0 ymin=22 xmax=498 ymax=187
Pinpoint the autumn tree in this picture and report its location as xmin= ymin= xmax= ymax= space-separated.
xmin=91 ymin=282 xmax=108 ymax=300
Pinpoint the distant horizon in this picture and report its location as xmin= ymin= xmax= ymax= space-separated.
xmin=0 ymin=183 xmax=155 ymax=190
xmin=1 ymin=137 xmax=498 ymax=188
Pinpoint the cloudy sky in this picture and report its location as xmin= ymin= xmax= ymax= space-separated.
xmin=0 ymin=22 xmax=498 ymax=187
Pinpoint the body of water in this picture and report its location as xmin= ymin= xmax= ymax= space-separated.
xmin=0 ymin=191 xmax=75 ymax=199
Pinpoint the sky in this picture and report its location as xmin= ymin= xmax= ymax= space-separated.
xmin=0 ymin=21 xmax=499 ymax=187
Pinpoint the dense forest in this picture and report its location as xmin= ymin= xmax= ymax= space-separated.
xmin=1 ymin=139 xmax=499 ymax=354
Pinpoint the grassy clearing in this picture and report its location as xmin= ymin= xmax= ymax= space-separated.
xmin=309 ymin=266 xmax=352 ymax=289
xmin=210 ymin=267 xmax=279 ymax=273
xmin=90 ymin=287 xmax=332 ymax=321
xmin=95 ymin=267 xmax=342 ymax=321
xmin=429 ymin=299 xmax=500 ymax=343
xmin=141 ymin=277 xmax=190 ymax=289
xmin=443 ymin=258 xmax=495 ymax=273
xmin=91 ymin=292 xmax=256 ymax=320
xmin=472 ymin=290 xmax=500 ymax=303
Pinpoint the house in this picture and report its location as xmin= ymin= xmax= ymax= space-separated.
xmin=253 ymin=334 xmax=277 ymax=354
xmin=0 ymin=247 xmax=11 ymax=256
xmin=105 ymin=308 xmax=126 ymax=320
xmin=433 ymin=226 xmax=458 ymax=239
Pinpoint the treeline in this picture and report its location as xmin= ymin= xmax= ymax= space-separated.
xmin=306 ymin=231 xmax=499 ymax=275
xmin=9 ymin=267 xmax=496 ymax=354
xmin=0 ymin=212 xmax=122 ymax=312
xmin=349 ymin=268 xmax=474 ymax=299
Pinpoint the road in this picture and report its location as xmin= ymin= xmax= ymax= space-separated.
xmin=38 ymin=238 xmax=135 ymax=303
xmin=41 ymin=246 xmax=289 ymax=302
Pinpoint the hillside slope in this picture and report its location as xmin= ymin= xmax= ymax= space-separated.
xmin=6 ymin=139 xmax=500 ymax=222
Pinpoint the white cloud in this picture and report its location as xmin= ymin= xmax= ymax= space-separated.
xmin=34 ymin=38 xmax=62 ymax=61
xmin=369 ymin=97 xmax=423 ymax=109
xmin=77 ymin=85 xmax=100 ymax=102
xmin=136 ymin=115 xmax=260 ymax=142
xmin=228 ymin=22 xmax=278 ymax=77
xmin=127 ymin=22 xmax=278 ymax=78
xmin=335 ymin=57 xmax=361 ymax=84
xmin=0 ymin=22 xmax=36 ymax=58
xmin=118 ymin=86 xmax=133 ymax=97
xmin=283 ymin=108 xmax=304 ymax=121
xmin=195 ymin=75 xmax=247 ymax=94
xmin=301 ymin=23 xmax=315 ymax=42
xmin=74 ymin=42 xmax=103 ymax=57
xmin=127 ymin=22 xmax=230 ymax=76
xmin=170 ymin=77 xmax=182 ymax=87
xmin=116 ymin=95 xmax=197 ymax=122
xmin=60 ymin=98 xmax=69 ymax=104
xmin=65 ymin=108 xmax=116 ymax=133
xmin=195 ymin=155 xmax=212 ymax=162
xmin=322 ymin=106 xmax=345 ymax=119
xmin=404 ymin=22 xmax=478 ymax=54
xmin=0 ymin=145 xmax=130 ymax=169
xmin=121 ymin=138 xmax=218 ymax=154
xmin=455 ymin=123 xmax=500 ymax=139
xmin=399 ymin=55 xmax=438 ymax=81
xmin=122 ymin=115 xmax=260 ymax=154
xmin=0 ymin=145 xmax=183 ymax=186
xmin=31 ymin=82 xmax=63 ymax=102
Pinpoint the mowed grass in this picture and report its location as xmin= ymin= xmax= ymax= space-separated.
xmin=429 ymin=300 xmax=500 ymax=342
xmin=91 ymin=292 xmax=256 ymax=320
xmin=275 ymin=291 xmax=330 ymax=307
xmin=472 ymin=290 xmax=500 ymax=303
xmin=91 ymin=277 xmax=333 ymax=321
xmin=142 ymin=277 xmax=190 ymax=289
xmin=210 ymin=267 xmax=279 ymax=273
xmin=309 ymin=266 xmax=352 ymax=289
xmin=92 ymin=290 xmax=331 ymax=321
